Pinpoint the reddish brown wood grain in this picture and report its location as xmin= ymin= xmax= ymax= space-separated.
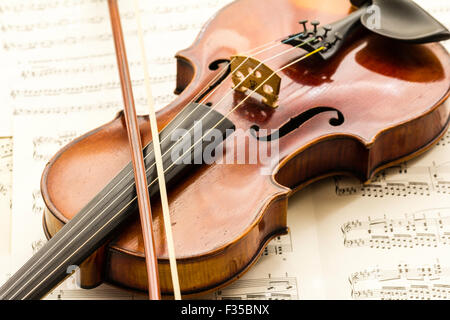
xmin=41 ymin=0 xmax=449 ymax=296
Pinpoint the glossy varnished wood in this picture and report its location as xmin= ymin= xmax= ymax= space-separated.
xmin=41 ymin=0 xmax=450 ymax=295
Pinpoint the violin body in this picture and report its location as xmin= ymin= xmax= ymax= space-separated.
xmin=41 ymin=0 xmax=450 ymax=296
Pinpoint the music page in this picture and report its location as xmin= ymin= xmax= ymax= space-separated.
xmin=0 ymin=0 xmax=448 ymax=300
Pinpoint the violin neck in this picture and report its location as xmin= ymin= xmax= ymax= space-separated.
xmin=0 ymin=103 xmax=233 ymax=299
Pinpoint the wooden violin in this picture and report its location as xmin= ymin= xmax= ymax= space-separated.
xmin=1 ymin=0 xmax=449 ymax=299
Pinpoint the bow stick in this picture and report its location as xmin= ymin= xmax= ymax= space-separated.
xmin=107 ymin=0 xmax=161 ymax=300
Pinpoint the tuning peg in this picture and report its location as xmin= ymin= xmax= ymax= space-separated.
xmin=311 ymin=20 xmax=320 ymax=33
xmin=298 ymin=19 xmax=308 ymax=33
xmin=323 ymin=25 xmax=332 ymax=38
xmin=332 ymin=32 xmax=342 ymax=45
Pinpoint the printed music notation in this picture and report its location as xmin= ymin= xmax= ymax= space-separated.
xmin=212 ymin=276 xmax=298 ymax=300
xmin=350 ymin=261 xmax=444 ymax=284
xmin=26 ymin=53 xmax=173 ymax=66
xmin=0 ymin=138 xmax=13 ymax=209
xmin=0 ymin=138 xmax=13 ymax=159
xmin=350 ymin=260 xmax=450 ymax=300
xmin=3 ymin=26 xmax=204 ymax=52
xmin=436 ymin=130 xmax=450 ymax=146
xmin=44 ymin=268 xmax=146 ymax=300
xmin=0 ymin=139 xmax=13 ymax=175
xmin=30 ymin=132 xmax=78 ymax=219
xmin=23 ymin=264 xmax=146 ymax=299
xmin=263 ymin=233 xmax=293 ymax=257
xmin=10 ymin=75 xmax=176 ymax=99
xmin=13 ymin=94 xmax=175 ymax=116
xmin=0 ymin=0 xmax=103 ymax=13
xmin=0 ymin=138 xmax=13 ymax=263
xmin=32 ymin=132 xmax=77 ymax=162
xmin=1 ymin=16 xmax=109 ymax=33
xmin=0 ymin=0 xmax=227 ymax=14
xmin=341 ymin=208 xmax=450 ymax=249
xmin=0 ymin=0 xmax=226 ymax=52
xmin=32 ymin=189 xmax=45 ymax=216
xmin=31 ymin=239 xmax=45 ymax=255
xmin=353 ymin=284 xmax=450 ymax=300
xmin=1 ymin=162 xmax=13 ymax=176
xmin=0 ymin=0 xmax=230 ymax=124
xmin=20 ymin=58 xmax=173 ymax=79
xmin=1 ymin=13 xmax=215 ymax=33
xmin=334 ymin=161 xmax=450 ymax=197
xmin=0 ymin=185 xmax=8 ymax=198
xmin=44 ymin=287 xmax=146 ymax=300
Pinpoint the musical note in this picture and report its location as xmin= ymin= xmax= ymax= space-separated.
xmin=0 ymin=138 xmax=13 ymax=258
xmin=350 ymin=261 xmax=444 ymax=285
xmin=263 ymin=233 xmax=293 ymax=257
xmin=0 ymin=0 xmax=234 ymax=120
xmin=0 ymin=0 xmax=228 ymax=15
xmin=430 ymin=161 xmax=450 ymax=194
xmin=4 ymin=27 xmax=208 ymax=52
xmin=436 ymin=130 xmax=450 ymax=147
xmin=20 ymin=58 xmax=173 ymax=79
xmin=335 ymin=160 xmax=450 ymax=197
xmin=44 ymin=286 xmax=147 ymax=300
xmin=32 ymin=132 xmax=77 ymax=161
xmin=10 ymin=75 xmax=176 ymax=99
xmin=13 ymin=95 xmax=174 ymax=116
xmin=342 ymin=208 xmax=450 ymax=249
xmin=211 ymin=276 xmax=298 ymax=300
xmin=350 ymin=260 xmax=450 ymax=300
xmin=31 ymin=189 xmax=45 ymax=216
xmin=31 ymin=239 xmax=45 ymax=255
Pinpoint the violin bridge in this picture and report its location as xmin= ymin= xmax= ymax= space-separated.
xmin=230 ymin=55 xmax=281 ymax=108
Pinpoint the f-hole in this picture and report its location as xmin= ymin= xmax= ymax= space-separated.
xmin=208 ymin=59 xmax=230 ymax=71
xmin=194 ymin=59 xmax=231 ymax=103
xmin=251 ymin=107 xmax=344 ymax=141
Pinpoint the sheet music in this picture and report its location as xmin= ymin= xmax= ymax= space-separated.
xmin=212 ymin=277 xmax=299 ymax=300
xmin=301 ymin=128 xmax=450 ymax=299
xmin=0 ymin=0 xmax=449 ymax=300
xmin=0 ymin=0 xmax=234 ymax=136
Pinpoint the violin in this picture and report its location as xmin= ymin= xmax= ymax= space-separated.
xmin=1 ymin=0 xmax=449 ymax=299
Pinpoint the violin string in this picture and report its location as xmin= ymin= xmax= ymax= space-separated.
xmin=0 ymin=34 xmax=296 ymax=300
xmin=17 ymin=46 xmax=324 ymax=300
